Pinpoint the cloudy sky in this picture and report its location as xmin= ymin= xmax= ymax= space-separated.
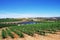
xmin=0 ymin=0 xmax=60 ymax=18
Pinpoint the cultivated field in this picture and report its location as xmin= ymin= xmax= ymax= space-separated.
xmin=0 ymin=22 xmax=60 ymax=40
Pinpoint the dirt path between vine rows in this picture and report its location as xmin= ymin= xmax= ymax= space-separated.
xmin=23 ymin=33 xmax=60 ymax=40
xmin=0 ymin=28 xmax=2 ymax=40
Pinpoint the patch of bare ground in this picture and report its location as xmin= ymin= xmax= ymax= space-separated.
xmin=19 ymin=33 xmax=60 ymax=40
xmin=56 ymin=32 xmax=60 ymax=35
xmin=0 ymin=28 xmax=2 ymax=40
xmin=11 ymin=32 xmax=25 ymax=40
xmin=3 ymin=36 xmax=12 ymax=40
xmin=11 ymin=32 xmax=19 ymax=38
xmin=34 ymin=34 xmax=44 ymax=40
xmin=45 ymin=31 xmax=60 ymax=40
xmin=23 ymin=33 xmax=35 ymax=40
xmin=43 ymin=34 xmax=59 ymax=40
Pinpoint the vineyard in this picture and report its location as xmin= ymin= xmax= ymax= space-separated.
xmin=0 ymin=22 xmax=60 ymax=40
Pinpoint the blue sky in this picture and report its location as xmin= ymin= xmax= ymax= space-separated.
xmin=0 ymin=0 xmax=60 ymax=18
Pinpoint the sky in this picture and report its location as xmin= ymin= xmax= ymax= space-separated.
xmin=0 ymin=0 xmax=60 ymax=18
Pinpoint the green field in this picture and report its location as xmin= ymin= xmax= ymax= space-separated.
xmin=0 ymin=18 xmax=22 ymax=22
xmin=1 ymin=22 xmax=60 ymax=39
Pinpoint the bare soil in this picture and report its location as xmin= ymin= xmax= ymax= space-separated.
xmin=0 ymin=28 xmax=2 ymax=40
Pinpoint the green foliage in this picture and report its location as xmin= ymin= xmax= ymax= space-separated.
xmin=9 ymin=22 xmax=60 ymax=36
xmin=2 ymin=30 xmax=7 ymax=38
xmin=0 ymin=18 xmax=21 ymax=22
xmin=0 ymin=24 xmax=17 ymax=28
